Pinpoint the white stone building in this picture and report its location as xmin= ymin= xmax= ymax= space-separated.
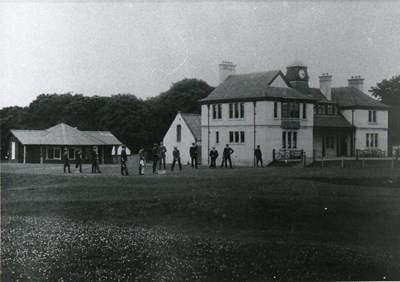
xmin=163 ymin=112 xmax=201 ymax=164
xmin=199 ymin=61 xmax=389 ymax=166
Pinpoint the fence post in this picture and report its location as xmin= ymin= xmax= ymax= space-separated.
xmin=321 ymin=155 xmax=324 ymax=168
xmin=303 ymin=152 xmax=307 ymax=167
xmin=313 ymin=149 xmax=316 ymax=162
xmin=273 ymin=149 xmax=276 ymax=161
xmin=341 ymin=158 xmax=344 ymax=169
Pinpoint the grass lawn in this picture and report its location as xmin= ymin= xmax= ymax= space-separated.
xmin=1 ymin=163 xmax=400 ymax=281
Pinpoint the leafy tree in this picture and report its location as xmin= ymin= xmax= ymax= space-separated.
xmin=0 ymin=78 xmax=215 ymax=158
xmin=369 ymin=75 xmax=400 ymax=150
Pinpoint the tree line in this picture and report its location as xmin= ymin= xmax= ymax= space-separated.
xmin=0 ymin=79 xmax=215 ymax=158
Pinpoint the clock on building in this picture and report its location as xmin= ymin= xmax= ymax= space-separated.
xmin=298 ymin=69 xmax=306 ymax=80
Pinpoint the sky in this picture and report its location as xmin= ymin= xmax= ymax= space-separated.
xmin=1 ymin=1 xmax=400 ymax=108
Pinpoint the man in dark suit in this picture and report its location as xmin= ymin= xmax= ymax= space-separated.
xmin=209 ymin=147 xmax=219 ymax=168
xmin=171 ymin=147 xmax=182 ymax=171
xmin=121 ymin=145 xmax=129 ymax=176
xmin=189 ymin=143 xmax=198 ymax=169
xmin=152 ymin=143 xmax=159 ymax=173
xmin=221 ymin=144 xmax=234 ymax=168
xmin=255 ymin=145 xmax=263 ymax=167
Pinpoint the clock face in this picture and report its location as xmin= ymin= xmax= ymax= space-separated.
xmin=298 ymin=69 xmax=306 ymax=79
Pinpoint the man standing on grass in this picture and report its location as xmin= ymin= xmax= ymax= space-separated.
xmin=189 ymin=142 xmax=198 ymax=169
xmin=75 ymin=148 xmax=82 ymax=173
xmin=171 ymin=146 xmax=182 ymax=171
xmin=121 ymin=145 xmax=129 ymax=176
xmin=152 ymin=143 xmax=159 ymax=174
xmin=91 ymin=147 xmax=101 ymax=173
xmin=255 ymin=145 xmax=263 ymax=167
xmin=209 ymin=147 xmax=219 ymax=168
xmin=221 ymin=144 xmax=234 ymax=168
xmin=158 ymin=142 xmax=167 ymax=170
xmin=63 ymin=148 xmax=71 ymax=173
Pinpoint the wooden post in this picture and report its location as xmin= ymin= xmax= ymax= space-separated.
xmin=321 ymin=155 xmax=324 ymax=168
xmin=273 ymin=149 xmax=275 ymax=161
xmin=40 ymin=146 xmax=43 ymax=164
xmin=23 ymin=145 xmax=26 ymax=163
xmin=303 ymin=152 xmax=306 ymax=167
xmin=341 ymin=158 xmax=344 ymax=169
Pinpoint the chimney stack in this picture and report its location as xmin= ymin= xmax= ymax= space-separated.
xmin=348 ymin=76 xmax=364 ymax=93
xmin=319 ymin=73 xmax=332 ymax=100
xmin=219 ymin=61 xmax=236 ymax=84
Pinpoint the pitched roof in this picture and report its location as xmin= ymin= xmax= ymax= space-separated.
xmin=331 ymin=87 xmax=390 ymax=109
xmin=314 ymin=115 xmax=353 ymax=128
xmin=200 ymin=71 xmax=316 ymax=103
xmin=309 ymin=88 xmax=329 ymax=102
xmin=10 ymin=123 xmax=122 ymax=145
xmin=180 ymin=113 xmax=201 ymax=141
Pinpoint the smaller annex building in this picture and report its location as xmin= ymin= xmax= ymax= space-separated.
xmin=163 ymin=112 xmax=201 ymax=164
xmin=8 ymin=123 xmax=122 ymax=164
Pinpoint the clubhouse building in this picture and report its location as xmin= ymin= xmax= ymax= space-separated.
xmin=199 ymin=61 xmax=389 ymax=166
xmin=8 ymin=123 xmax=122 ymax=164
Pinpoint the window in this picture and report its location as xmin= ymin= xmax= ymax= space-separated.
xmin=333 ymin=106 xmax=338 ymax=116
xmin=282 ymin=131 xmax=297 ymax=149
xmin=274 ymin=102 xmax=278 ymax=118
xmin=229 ymin=131 xmax=245 ymax=143
xmin=68 ymin=148 xmax=75 ymax=160
xmin=11 ymin=142 xmax=15 ymax=160
xmin=366 ymin=133 xmax=378 ymax=148
xmin=47 ymin=147 xmax=61 ymax=160
xmin=176 ymin=125 xmax=181 ymax=142
xmin=326 ymin=136 xmax=335 ymax=149
xmin=212 ymin=104 xmax=222 ymax=119
xmin=212 ymin=105 xmax=216 ymax=119
xmin=327 ymin=105 xmax=333 ymax=115
xmin=216 ymin=131 xmax=219 ymax=144
xmin=302 ymin=104 xmax=307 ymax=119
xmin=229 ymin=103 xmax=244 ymax=119
xmin=282 ymin=102 xmax=300 ymax=118
xmin=368 ymin=110 xmax=377 ymax=123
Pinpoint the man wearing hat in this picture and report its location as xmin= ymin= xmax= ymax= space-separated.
xmin=75 ymin=148 xmax=82 ymax=173
xmin=189 ymin=142 xmax=198 ymax=169
xmin=158 ymin=142 xmax=167 ymax=170
xmin=63 ymin=148 xmax=71 ymax=173
xmin=152 ymin=143 xmax=159 ymax=173
xmin=171 ymin=146 xmax=182 ymax=171
xmin=121 ymin=145 xmax=129 ymax=176
xmin=209 ymin=147 xmax=219 ymax=169
xmin=221 ymin=144 xmax=234 ymax=168
xmin=91 ymin=146 xmax=101 ymax=173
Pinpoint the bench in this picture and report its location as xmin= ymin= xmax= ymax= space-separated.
xmin=357 ymin=149 xmax=386 ymax=158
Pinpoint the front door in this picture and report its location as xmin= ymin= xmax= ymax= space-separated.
xmin=340 ymin=136 xmax=348 ymax=156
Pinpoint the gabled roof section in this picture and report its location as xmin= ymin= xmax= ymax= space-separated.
xmin=180 ymin=113 xmax=201 ymax=141
xmin=10 ymin=130 xmax=44 ymax=145
xmin=200 ymin=70 xmax=315 ymax=103
xmin=331 ymin=87 xmax=390 ymax=109
xmin=314 ymin=115 xmax=353 ymax=128
xmin=10 ymin=123 xmax=122 ymax=145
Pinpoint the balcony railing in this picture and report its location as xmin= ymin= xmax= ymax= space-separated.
xmin=280 ymin=118 xmax=300 ymax=129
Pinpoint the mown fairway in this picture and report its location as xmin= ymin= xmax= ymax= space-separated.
xmin=1 ymin=163 xmax=400 ymax=281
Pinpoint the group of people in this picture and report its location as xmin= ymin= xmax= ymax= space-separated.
xmin=62 ymin=146 xmax=101 ymax=174
xmin=62 ymin=143 xmax=265 ymax=175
